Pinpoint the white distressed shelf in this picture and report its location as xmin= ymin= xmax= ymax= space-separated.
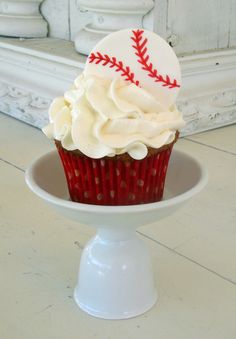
xmin=0 ymin=37 xmax=236 ymax=135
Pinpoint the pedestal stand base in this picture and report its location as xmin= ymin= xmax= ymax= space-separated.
xmin=25 ymin=149 xmax=207 ymax=320
xmin=74 ymin=230 xmax=157 ymax=319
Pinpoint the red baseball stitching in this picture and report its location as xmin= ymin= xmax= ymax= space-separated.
xmin=131 ymin=29 xmax=180 ymax=89
xmin=89 ymin=52 xmax=140 ymax=86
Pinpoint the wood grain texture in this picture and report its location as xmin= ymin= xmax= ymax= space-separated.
xmin=165 ymin=0 xmax=236 ymax=55
xmin=229 ymin=0 xmax=236 ymax=47
xmin=153 ymin=0 xmax=168 ymax=39
xmin=69 ymin=0 xmax=92 ymax=41
xmin=41 ymin=0 xmax=70 ymax=40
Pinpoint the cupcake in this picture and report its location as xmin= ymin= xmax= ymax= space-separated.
xmin=43 ymin=28 xmax=185 ymax=205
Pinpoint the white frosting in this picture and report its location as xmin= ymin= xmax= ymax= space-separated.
xmin=43 ymin=74 xmax=185 ymax=160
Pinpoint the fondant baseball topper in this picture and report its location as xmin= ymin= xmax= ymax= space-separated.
xmin=84 ymin=28 xmax=181 ymax=108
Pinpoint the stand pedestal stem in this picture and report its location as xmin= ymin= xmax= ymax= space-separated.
xmin=74 ymin=227 xmax=157 ymax=319
xmin=97 ymin=228 xmax=136 ymax=241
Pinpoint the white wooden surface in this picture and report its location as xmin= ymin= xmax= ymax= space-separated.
xmin=1 ymin=113 xmax=236 ymax=339
xmin=166 ymin=0 xmax=236 ymax=55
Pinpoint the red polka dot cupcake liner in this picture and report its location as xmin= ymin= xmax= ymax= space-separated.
xmin=55 ymin=142 xmax=175 ymax=206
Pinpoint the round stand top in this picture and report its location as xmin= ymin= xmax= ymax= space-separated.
xmin=25 ymin=150 xmax=207 ymax=228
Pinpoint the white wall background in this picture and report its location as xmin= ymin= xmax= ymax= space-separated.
xmin=41 ymin=0 xmax=236 ymax=55
xmin=161 ymin=0 xmax=236 ymax=54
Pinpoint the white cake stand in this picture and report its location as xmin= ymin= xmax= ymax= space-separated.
xmin=25 ymin=150 xmax=207 ymax=319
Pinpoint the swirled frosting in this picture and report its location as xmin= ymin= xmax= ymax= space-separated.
xmin=43 ymin=74 xmax=185 ymax=160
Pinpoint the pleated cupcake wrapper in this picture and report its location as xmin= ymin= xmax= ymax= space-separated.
xmin=56 ymin=145 xmax=173 ymax=205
